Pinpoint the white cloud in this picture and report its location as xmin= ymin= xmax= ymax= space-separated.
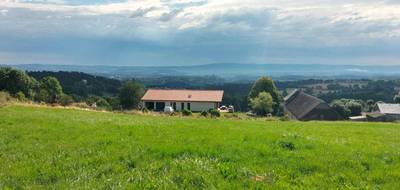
xmin=0 ymin=0 xmax=400 ymax=65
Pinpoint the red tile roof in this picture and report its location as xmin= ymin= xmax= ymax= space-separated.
xmin=141 ymin=89 xmax=224 ymax=102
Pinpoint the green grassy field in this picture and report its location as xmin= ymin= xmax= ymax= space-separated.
xmin=0 ymin=105 xmax=399 ymax=189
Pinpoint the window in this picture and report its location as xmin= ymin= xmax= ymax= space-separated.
xmin=187 ymin=103 xmax=191 ymax=110
xmin=181 ymin=103 xmax=184 ymax=110
xmin=173 ymin=102 xmax=176 ymax=110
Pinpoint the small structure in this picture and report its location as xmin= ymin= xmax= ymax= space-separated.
xmin=283 ymin=89 xmax=342 ymax=121
xmin=141 ymin=89 xmax=224 ymax=112
xmin=366 ymin=103 xmax=400 ymax=122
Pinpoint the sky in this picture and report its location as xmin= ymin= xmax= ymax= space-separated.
xmin=0 ymin=0 xmax=399 ymax=66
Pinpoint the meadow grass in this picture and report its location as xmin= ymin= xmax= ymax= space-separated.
xmin=0 ymin=105 xmax=399 ymax=189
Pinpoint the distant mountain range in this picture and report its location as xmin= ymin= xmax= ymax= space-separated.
xmin=3 ymin=63 xmax=400 ymax=80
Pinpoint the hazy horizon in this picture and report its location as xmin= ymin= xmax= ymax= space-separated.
xmin=1 ymin=0 xmax=400 ymax=66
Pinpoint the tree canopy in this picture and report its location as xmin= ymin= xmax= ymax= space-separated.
xmin=119 ymin=81 xmax=144 ymax=110
xmin=39 ymin=77 xmax=63 ymax=103
xmin=0 ymin=67 xmax=38 ymax=97
xmin=250 ymin=92 xmax=274 ymax=116
xmin=249 ymin=76 xmax=281 ymax=114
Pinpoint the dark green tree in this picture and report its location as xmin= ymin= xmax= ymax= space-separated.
xmin=249 ymin=76 xmax=281 ymax=114
xmin=330 ymin=100 xmax=351 ymax=118
xmin=345 ymin=100 xmax=362 ymax=116
xmin=119 ymin=81 xmax=144 ymax=110
xmin=0 ymin=67 xmax=38 ymax=98
xmin=39 ymin=77 xmax=63 ymax=103
xmin=59 ymin=94 xmax=74 ymax=106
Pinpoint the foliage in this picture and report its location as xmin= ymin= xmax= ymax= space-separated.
xmin=182 ymin=109 xmax=192 ymax=116
xmin=280 ymin=115 xmax=291 ymax=121
xmin=0 ymin=67 xmax=38 ymax=98
xmin=15 ymin=91 xmax=27 ymax=102
xmin=250 ymin=92 xmax=274 ymax=116
xmin=200 ymin=110 xmax=208 ymax=117
xmin=106 ymin=97 xmax=122 ymax=110
xmin=394 ymin=93 xmax=400 ymax=104
xmin=208 ymin=109 xmax=220 ymax=118
xmin=59 ymin=94 xmax=74 ymax=106
xmin=330 ymin=99 xmax=364 ymax=118
xmin=249 ymin=76 xmax=281 ymax=114
xmin=119 ymin=81 xmax=144 ymax=110
xmin=86 ymin=96 xmax=110 ymax=108
xmin=28 ymin=71 xmax=122 ymax=98
xmin=37 ymin=77 xmax=63 ymax=104
xmin=0 ymin=105 xmax=399 ymax=189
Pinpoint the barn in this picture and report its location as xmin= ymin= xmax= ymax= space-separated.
xmin=283 ymin=89 xmax=343 ymax=121
xmin=366 ymin=103 xmax=400 ymax=122
xmin=141 ymin=89 xmax=224 ymax=112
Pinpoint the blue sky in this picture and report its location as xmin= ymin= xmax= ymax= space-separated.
xmin=0 ymin=0 xmax=399 ymax=66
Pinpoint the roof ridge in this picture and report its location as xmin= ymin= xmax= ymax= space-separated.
xmin=148 ymin=88 xmax=223 ymax=91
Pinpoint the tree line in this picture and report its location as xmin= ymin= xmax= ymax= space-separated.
xmin=0 ymin=68 xmax=144 ymax=110
xmin=2 ymin=67 xmax=399 ymax=118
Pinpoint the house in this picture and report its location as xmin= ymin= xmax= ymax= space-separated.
xmin=141 ymin=89 xmax=224 ymax=112
xmin=366 ymin=103 xmax=400 ymax=122
xmin=283 ymin=89 xmax=342 ymax=121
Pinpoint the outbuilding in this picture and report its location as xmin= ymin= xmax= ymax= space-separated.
xmin=366 ymin=103 xmax=400 ymax=122
xmin=283 ymin=89 xmax=343 ymax=121
xmin=141 ymin=89 xmax=224 ymax=112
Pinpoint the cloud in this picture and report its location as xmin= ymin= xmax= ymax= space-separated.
xmin=0 ymin=0 xmax=399 ymax=65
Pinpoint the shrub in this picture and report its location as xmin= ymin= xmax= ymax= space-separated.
xmin=209 ymin=109 xmax=220 ymax=118
xmin=15 ymin=91 xmax=26 ymax=102
xmin=86 ymin=96 xmax=110 ymax=108
xmin=200 ymin=110 xmax=208 ymax=117
xmin=182 ymin=109 xmax=192 ymax=116
xmin=59 ymin=94 xmax=74 ymax=106
xmin=280 ymin=115 xmax=291 ymax=121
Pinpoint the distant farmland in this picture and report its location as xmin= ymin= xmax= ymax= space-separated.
xmin=0 ymin=105 xmax=399 ymax=189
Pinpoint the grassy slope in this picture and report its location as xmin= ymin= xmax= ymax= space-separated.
xmin=0 ymin=105 xmax=399 ymax=189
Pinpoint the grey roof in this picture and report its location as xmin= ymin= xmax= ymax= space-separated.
xmin=284 ymin=89 xmax=325 ymax=119
xmin=377 ymin=103 xmax=400 ymax=114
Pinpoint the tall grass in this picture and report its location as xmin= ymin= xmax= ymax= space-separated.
xmin=0 ymin=91 xmax=12 ymax=107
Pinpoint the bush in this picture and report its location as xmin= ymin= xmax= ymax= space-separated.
xmin=280 ymin=115 xmax=291 ymax=121
xmin=182 ymin=109 xmax=192 ymax=116
xmin=15 ymin=91 xmax=26 ymax=102
xmin=59 ymin=94 xmax=74 ymax=106
xmin=209 ymin=109 xmax=220 ymax=118
xmin=86 ymin=96 xmax=110 ymax=108
xmin=200 ymin=110 xmax=208 ymax=117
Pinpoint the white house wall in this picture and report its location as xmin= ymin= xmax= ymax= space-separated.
xmin=143 ymin=101 xmax=218 ymax=112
